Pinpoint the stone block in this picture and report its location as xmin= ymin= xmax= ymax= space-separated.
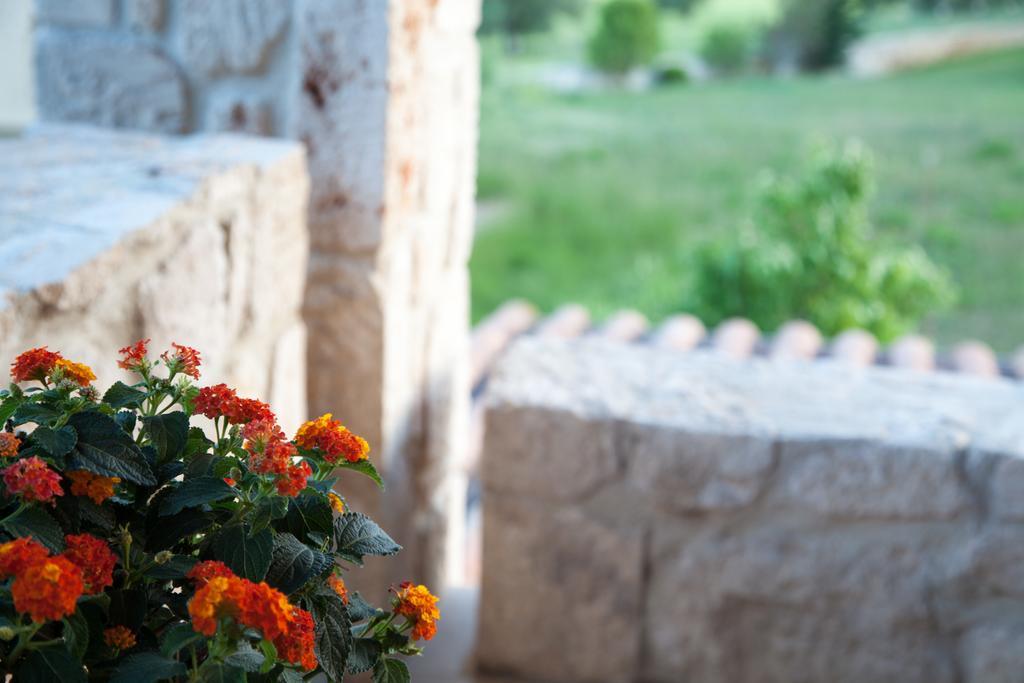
xmin=124 ymin=0 xmax=164 ymax=32
xmin=178 ymin=0 xmax=290 ymax=76
xmin=36 ymin=0 xmax=113 ymax=27
xmin=477 ymin=495 xmax=643 ymax=683
xmin=206 ymin=93 xmax=275 ymax=136
xmin=960 ymin=618 xmax=1024 ymax=683
xmin=35 ymin=31 xmax=186 ymax=134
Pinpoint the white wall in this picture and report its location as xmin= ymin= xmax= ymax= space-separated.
xmin=0 ymin=0 xmax=35 ymax=132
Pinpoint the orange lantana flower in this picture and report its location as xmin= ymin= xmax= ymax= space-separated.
xmin=11 ymin=347 xmax=62 ymax=383
xmin=67 ymin=470 xmax=120 ymax=504
xmin=272 ymin=607 xmax=317 ymax=671
xmin=186 ymin=560 xmax=235 ymax=587
xmin=62 ymin=533 xmax=116 ymax=595
xmin=54 ymin=358 xmax=96 ymax=386
xmin=0 ymin=538 xmax=49 ymax=579
xmin=162 ymin=343 xmax=201 ymax=379
xmin=0 ymin=432 xmax=20 ymax=459
xmin=328 ymin=492 xmax=345 ymax=515
xmin=104 ymin=625 xmax=136 ymax=650
xmin=394 ymin=582 xmax=440 ymax=641
xmin=294 ymin=414 xmax=370 ymax=464
xmin=328 ymin=574 xmax=349 ymax=604
xmin=188 ymin=575 xmax=293 ymax=640
xmin=11 ymin=555 xmax=84 ymax=622
xmin=2 ymin=456 xmax=63 ymax=504
xmin=117 ymin=339 xmax=150 ymax=371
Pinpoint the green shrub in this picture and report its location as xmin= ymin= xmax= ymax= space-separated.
xmin=764 ymin=0 xmax=862 ymax=71
xmin=699 ymin=22 xmax=756 ymax=74
xmin=479 ymin=0 xmax=583 ymax=37
xmin=654 ymin=64 xmax=690 ymax=84
xmin=588 ymin=0 xmax=661 ymax=75
xmin=692 ymin=142 xmax=956 ymax=342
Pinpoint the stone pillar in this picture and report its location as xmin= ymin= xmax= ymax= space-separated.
xmin=32 ymin=0 xmax=481 ymax=592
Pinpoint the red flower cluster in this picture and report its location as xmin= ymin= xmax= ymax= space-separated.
xmin=162 ymin=343 xmax=202 ymax=379
xmin=187 ymin=571 xmax=316 ymax=670
xmin=294 ymin=414 xmax=370 ymax=464
xmin=186 ymin=560 xmax=235 ymax=587
xmin=10 ymin=347 xmax=62 ymax=383
xmin=0 ymin=538 xmax=86 ymax=623
xmin=104 ymin=625 xmax=136 ymax=650
xmin=246 ymin=431 xmax=310 ymax=498
xmin=63 ymin=533 xmax=116 ymax=595
xmin=117 ymin=339 xmax=150 ymax=371
xmin=194 ymin=384 xmax=274 ymax=425
xmin=394 ymin=582 xmax=440 ymax=641
xmin=0 ymin=432 xmax=20 ymax=459
xmin=67 ymin=470 xmax=120 ymax=504
xmin=328 ymin=574 xmax=349 ymax=604
xmin=2 ymin=456 xmax=63 ymax=504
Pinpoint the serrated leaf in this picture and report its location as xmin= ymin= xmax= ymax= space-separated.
xmin=146 ymin=507 xmax=211 ymax=551
xmin=63 ymin=612 xmax=90 ymax=660
xmin=110 ymin=651 xmax=187 ymax=683
xmin=347 ymin=591 xmax=384 ymax=623
xmin=333 ymin=512 xmax=402 ymax=566
xmin=114 ymin=409 xmax=137 ymax=434
xmin=160 ymin=623 xmax=202 ymax=657
xmin=30 ymin=425 xmax=77 ymax=458
xmin=346 ymin=637 xmax=382 ymax=675
xmin=283 ymin=494 xmax=333 ymax=542
xmin=200 ymin=665 xmax=246 ymax=683
xmin=373 ymin=657 xmax=411 ymax=683
xmin=11 ymin=401 xmax=62 ymax=427
xmin=266 ymin=533 xmax=333 ymax=596
xmin=0 ymin=394 xmax=26 ymax=425
xmin=337 ymin=459 xmax=385 ymax=489
xmin=212 ymin=524 xmax=273 ymax=581
xmin=17 ymin=646 xmax=86 ymax=683
xmin=224 ymin=642 xmax=265 ymax=672
xmin=249 ymin=496 xmax=288 ymax=535
xmin=67 ymin=411 xmax=156 ymax=485
xmin=103 ymin=381 xmax=147 ymax=410
xmin=142 ymin=412 xmax=189 ymax=464
xmin=159 ymin=476 xmax=236 ymax=516
xmin=3 ymin=505 xmax=64 ymax=552
xmin=145 ymin=554 xmax=197 ymax=580
xmin=312 ymin=592 xmax=352 ymax=679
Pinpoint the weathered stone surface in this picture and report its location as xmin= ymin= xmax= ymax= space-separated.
xmin=206 ymin=92 xmax=274 ymax=135
xmin=124 ymin=0 xmax=164 ymax=32
xmin=0 ymin=124 xmax=308 ymax=421
xmin=36 ymin=0 xmax=113 ymax=27
xmin=477 ymin=495 xmax=643 ymax=683
xmin=35 ymin=31 xmax=186 ymax=133
xmin=481 ymin=337 xmax=1024 ymax=683
xmin=644 ymin=527 xmax=958 ymax=683
xmin=177 ymin=0 xmax=290 ymax=76
xmin=960 ymin=618 xmax=1024 ymax=683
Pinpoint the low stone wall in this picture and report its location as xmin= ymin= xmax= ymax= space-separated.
xmin=478 ymin=336 xmax=1024 ymax=683
xmin=0 ymin=124 xmax=309 ymax=429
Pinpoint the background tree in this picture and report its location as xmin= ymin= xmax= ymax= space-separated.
xmin=588 ymin=0 xmax=661 ymax=75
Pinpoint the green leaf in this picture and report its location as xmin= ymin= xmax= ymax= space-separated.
xmin=67 ymin=411 xmax=156 ymax=485
xmin=184 ymin=427 xmax=215 ymax=459
xmin=266 ymin=533 xmax=333 ymax=596
xmin=160 ymin=623 xmax=202 ymax=657
xmin=159 ymin=476 xmax=236 ymax=516
xmin=333 ymin=512 xmax=402 ymax=566
xmin=258 ymin=639 xmax=277 ymax=673
xmin=0 ymin=393 xmax=26 ymax=425
xmin=283 ymin=494 xmax=333 ymax=543
xmin=30 ymin=425 xmax=77 ymax=458
xmin=346 ymin=637 xmax=382 ymax=675
xmin=110 ymin=651 xmax=187 ymax=683
xmin=109 ymin=589 xmax=148 ymax=631
xmin=336 ymin=459 xmax=385 ymax=489
xmin=212 ymin=524 xmax=273 ymax=581
xmin=17 ymin=646 xmax=87 ymax=683
xmin=312 ymin=592 xmax=352 ymax=680
xmin=347 ymin=592 xmax=385 ymax=623
xmin=373 ymin=658 xmax=411 ymax=683
xmin=146 ymin=507 xmax=211 ymax=551
xmin=63 ymin=612 xmax=90 ymax=660
xmin=250 ymin=496 xmax=289 ymax=536
xmin=199 ymin=665 xmax=246 ymax=683
xmin=144 ymin=554 xmax=197 ymax=580
xmin=224 ymin=642 xmax=266 ymax=672
xmin=279 ymin=669 xmax=304 ymax=683
xmin=3 ymin=505 xmax=64 ymax=552
xmin=114 ymin=410 xmax=137 ymax=434
xmin=103 ymin=381 xmax=147 ymax=410
xmin=11 ymin=401 xmax=62 ymax=427
xmin=141 ymin=412 xmax=189 ymax=464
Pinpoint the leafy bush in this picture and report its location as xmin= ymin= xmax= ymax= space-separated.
xmin=699 ymin=22 xmax=756 ymax=74
xmin=0 ymin=342 xmax=436 ymax=682
xmin=763 ymin=0 xmax=863 ymax=71
xmin=654 ymin=64 xmax=690 ymax=85
xmin=692 ymin=142 xmax=956 ymax=341
xmin=480 ymin=0 xmax=582 ymax=37
xmin=588 ymin=0 xmax=661 ymax=75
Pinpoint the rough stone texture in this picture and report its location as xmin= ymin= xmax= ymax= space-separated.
xmin=479 ymin=336 xmax=1024 ymax=683
xmin=32 ymin=0 xmax=482 ymax=593
xmin=0 ymin=124 xmax=309 ymax=421
xmin=36 ymin=0 xmax=113 ymax=27
xmin=177 ymin=0 xmax=290 ymax=77
xmin=35 ymin=31 xmax=186 ymax=133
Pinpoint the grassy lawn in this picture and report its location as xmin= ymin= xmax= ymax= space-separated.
xmin=471 ymin=47 xmax=1024 ymax=352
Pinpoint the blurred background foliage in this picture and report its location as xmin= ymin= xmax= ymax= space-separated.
xmin=471 ymin=0 xmax=1024 ymax=351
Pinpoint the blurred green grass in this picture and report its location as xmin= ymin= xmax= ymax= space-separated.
xmin=470 ymin=47 xmax=1024 ymax=352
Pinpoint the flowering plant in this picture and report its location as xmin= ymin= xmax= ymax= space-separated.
xmin=0 ymin=342 xmax=437 ymax=682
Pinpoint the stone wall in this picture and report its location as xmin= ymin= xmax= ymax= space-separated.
xmin=0 ymin=124 xmax=309 ymax=430
xmin=479 ymin=336 xmax=1024 ymax=683
xmin=32 ymin=0 xmax=481 ymax=590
